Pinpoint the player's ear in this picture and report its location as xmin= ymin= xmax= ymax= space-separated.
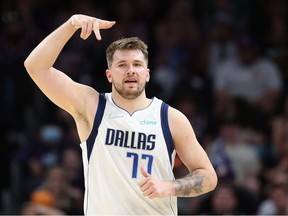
xmin=106 ymin=69 xmax=112 ymax=83
xmin=146 ymin=68 xmax=150 ymax=82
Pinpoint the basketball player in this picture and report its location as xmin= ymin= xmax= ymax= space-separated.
xmin=24 ymin=14 xmax=217 ymax=215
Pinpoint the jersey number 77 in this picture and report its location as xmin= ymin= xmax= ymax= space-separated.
xmin=127 ymin=152 xmax=153 ymax=178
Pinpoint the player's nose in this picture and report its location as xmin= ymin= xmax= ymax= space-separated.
xmin=126 ymin=64 xmax=136 ymax=75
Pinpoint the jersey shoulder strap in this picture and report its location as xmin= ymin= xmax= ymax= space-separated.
xmin=160 ymin=102 xmax=174 ymax=164
xmin=86 ymin=93 xmax=106 ymax=161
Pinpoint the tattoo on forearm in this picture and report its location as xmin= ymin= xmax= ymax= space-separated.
xmin=193 ymin=175 xmax=204 ymax=194
xmin=174 ymin=171 xmax=204 ymax=197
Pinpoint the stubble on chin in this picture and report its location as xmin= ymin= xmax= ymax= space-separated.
xmin=113 ymin=82 xmax=146 ymax=100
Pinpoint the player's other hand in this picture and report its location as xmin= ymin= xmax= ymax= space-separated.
xmin=138 ymin=167 xmax=175 ymax=199
xmin=71 ymin=14 xmax=116 ymax=40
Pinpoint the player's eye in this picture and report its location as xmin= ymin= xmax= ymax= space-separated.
xmin=118 ymin=64 xmax=126 ymax=67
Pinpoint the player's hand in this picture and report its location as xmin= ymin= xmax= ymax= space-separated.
xmin=71 ymin=14 xmax=116 ymax=40
xmin=138 ymin=167 xmax=175 ymax=199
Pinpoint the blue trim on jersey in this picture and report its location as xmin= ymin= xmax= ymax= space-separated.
xmin=86 ymin=93 xmax=106 ymax=162
xmin=160 ymin=102 xmax=174 ymax=165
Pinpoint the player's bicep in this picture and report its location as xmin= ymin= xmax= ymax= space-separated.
xmin=168 ymin=108 xmax=212 ymax=172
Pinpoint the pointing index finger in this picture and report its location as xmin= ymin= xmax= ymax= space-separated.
xmin=99 ymin=20 xmax=116 ymax=29
xmin=93 ymin=19 xmax=116 ymax=40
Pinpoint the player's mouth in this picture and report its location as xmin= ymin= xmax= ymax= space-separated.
xmin=124 ymin=78 xmax=138 ymax=84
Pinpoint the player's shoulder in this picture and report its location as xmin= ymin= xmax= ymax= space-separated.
xmin=166 ymin=104 xmax=189 ymax=123
xmin=156 ymin=98 xmax=185 ymax=117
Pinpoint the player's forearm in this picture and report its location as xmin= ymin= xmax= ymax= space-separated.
xmin=173 ymin=169 xmax=217 ymax=197
xmin=24 ymin=17 xmax=76 ymax=73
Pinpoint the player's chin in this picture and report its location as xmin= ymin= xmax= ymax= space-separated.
xmin=121 ymin=92 xmax=139 ymax=100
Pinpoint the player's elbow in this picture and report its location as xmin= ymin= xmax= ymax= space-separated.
xmin=24 ymin=58 xmax=32 ymax=73
xmin=208 ymin=169 xmax=218 ymax=192
xmin=24 ymin=57 xmax=39 ymax=76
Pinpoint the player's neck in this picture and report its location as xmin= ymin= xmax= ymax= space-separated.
xmin=111 ymin=91 xmax=151 ymax=115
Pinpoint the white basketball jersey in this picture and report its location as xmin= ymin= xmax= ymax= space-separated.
xmin=80 ymin=93 xmax=177 ymax=215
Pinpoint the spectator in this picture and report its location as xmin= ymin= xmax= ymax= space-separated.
xmin=60 ymin=147 xmax=84 ymax=190
xmin=258 ymin=182 xmax=288 ymax=215
xmin=214 ymin=34 xmax=283 ymax=115
xmin=152 ymin=0 xmax=200 ymax=101
xmin=198 ymin=183 xmax=247 ymax=215
xmin=28 ymin=165 xmax=83 ymax=215
xmin=205 ymin=13 xmax=238 ymax=81
xmin=20 ymin=201 xmax=65 ymax=215
xmin=207 ymin=115 xmax=262 ymax=187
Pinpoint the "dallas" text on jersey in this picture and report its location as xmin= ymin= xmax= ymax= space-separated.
xmin=105 ymin=128 xmax=156 ymax=150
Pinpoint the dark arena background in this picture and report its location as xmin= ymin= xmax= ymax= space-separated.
xmin=1 ymin=0 xmax=288 ymax=215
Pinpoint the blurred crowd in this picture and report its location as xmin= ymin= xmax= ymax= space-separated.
xmin=1 ymin=0 xmax=288 ymax=215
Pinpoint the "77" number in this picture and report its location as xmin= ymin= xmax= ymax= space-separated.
xmin=127 ymin=152 xmax=154 ymax=178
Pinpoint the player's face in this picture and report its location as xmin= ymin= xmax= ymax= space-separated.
xmin=106 ymin=49 xmax=150 ymax=100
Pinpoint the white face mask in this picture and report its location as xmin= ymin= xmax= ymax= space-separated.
xmin=40 ymin=125 xmax=63 ymax=144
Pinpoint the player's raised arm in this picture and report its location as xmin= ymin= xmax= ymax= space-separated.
xmin=24 ymin=14 xmax=115 ymax=114
xmin=24 ymin=15 xmax=115 ymax=141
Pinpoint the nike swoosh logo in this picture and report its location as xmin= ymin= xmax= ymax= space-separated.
xmin=109 ymin=113 xmax=124 ymax=119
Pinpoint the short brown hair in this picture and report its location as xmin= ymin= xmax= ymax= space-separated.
xmin=106 ymin=37 xmax=148 ymax=68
